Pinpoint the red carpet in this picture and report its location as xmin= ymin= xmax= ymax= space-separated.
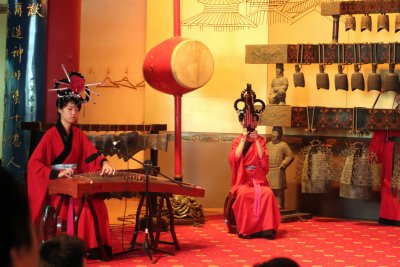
xmin=88 ymin=214 xmax=400 ymax=266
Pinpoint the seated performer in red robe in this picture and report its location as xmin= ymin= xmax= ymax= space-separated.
xmin=27 ymin=70 xmax=115 ymax=259
xmin=369 ymin=93 xmax=400 ymax=226
xmin=228 ymin=85 xmax=281 ymax=239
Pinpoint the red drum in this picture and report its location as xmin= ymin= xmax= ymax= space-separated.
xmin=143 ymin=37 xmax=214 ymax=95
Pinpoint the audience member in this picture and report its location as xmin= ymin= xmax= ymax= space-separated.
xmin=39 ymin=234 xmax=86 ymax=267
xmin=254 ymin=257 xmax=300 ymax=267
xmin=0 ymin=166 xmax=39 ymax=267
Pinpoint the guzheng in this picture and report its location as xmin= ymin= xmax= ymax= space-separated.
xmin=48 ymin=171 xmax=205 ymax=198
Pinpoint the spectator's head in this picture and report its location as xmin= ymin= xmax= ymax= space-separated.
xmin=39 ymin=234 xmax=86 ymax=267
xmin=254 ymin=257 xmax=300 ymax=267
xmin=0 ymin=166 xmax=39 ymax=267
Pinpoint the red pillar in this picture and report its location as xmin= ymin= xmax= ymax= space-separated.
xmin=45 ymin=0 xmax=81 ymax=122
xmin=174 ymin=94 xmax=182 ymax=181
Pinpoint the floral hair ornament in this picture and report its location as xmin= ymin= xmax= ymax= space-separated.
xmin=234 ymin=83 xmax=265 ymax=132
xmin=49 ymin=64 xmax=101 ymax=105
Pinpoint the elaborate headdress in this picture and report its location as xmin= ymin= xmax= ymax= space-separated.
xmin=50 ymin=64 xmax=101 ymax=107
xmin=234 ymin=83 xmax=265 ymax=132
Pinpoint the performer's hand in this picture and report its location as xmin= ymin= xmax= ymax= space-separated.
xmin=58 ymin=168 xmax=74 ymax=178
xmin=248 ymin=130 xmax=259 ymax=140
xmin=100 ymin=161 xmax=115 ymax=176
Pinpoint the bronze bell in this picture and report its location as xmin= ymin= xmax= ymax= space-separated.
xmin=316 ymin=64 xmax=329 ymax=90
xmin=382 ymin=63 xmax=400 ymax=93
xmin=351 ymin=64 xmax=365 ymax=91
xmin=377 ymin=14 xmax=389 ymax=32
xmin=367 ymin=63 xmax=382 ymax=92
xmin=361 ymin=14 xmax=372 ymax=32
xmin=345 ymin=15 xmax=356 ymax=31
xmin=293 ymin=64 xmax=305 ymax=87
xmin=395 ymin=14 xmax=400 ymax=33
xmin=335 ymin=64 xmax=348 ymax=91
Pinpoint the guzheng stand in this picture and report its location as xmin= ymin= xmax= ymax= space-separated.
xmin=129 ymin=160 xmax=173 ymax=263
xmin=112 ymin=144 xmax=189 ymax=263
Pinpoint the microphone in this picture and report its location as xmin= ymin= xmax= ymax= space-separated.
xmin=112 ymin=140 xmax=120 ymax=147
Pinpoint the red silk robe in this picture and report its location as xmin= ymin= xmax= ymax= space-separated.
xmin=27 ymin=122 xmax=111 ymax=248
xmin=369 ymin=131 xmax=400 ymax=225
xmin=228 ymin=135 xmax=281 ymax=237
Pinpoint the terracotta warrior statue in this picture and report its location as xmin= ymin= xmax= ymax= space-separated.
xmin=266 ymin=126 xmax=294 ymax=209
xmin=268 ymin=63 xmax=289 ymax=105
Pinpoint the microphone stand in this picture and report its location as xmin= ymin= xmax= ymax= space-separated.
xmin=112 ymin=142 xmax=190 ymax=263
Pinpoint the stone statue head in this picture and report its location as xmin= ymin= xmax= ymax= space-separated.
xmin=276 ymin=63 xmax=284 ymax=76
xmin=271 ymin=126 xmax=283 ymax=143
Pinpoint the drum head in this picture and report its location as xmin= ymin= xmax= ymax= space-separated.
xmin=171 ymin=39 xmax=214 ymax=90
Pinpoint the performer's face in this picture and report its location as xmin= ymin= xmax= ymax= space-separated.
xmin=58 ymin=102 xmax=80 ymax=124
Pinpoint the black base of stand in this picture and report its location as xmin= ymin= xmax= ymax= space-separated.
xmin=111 ymin=144 xmax=187 ymax=263
xmin=114 ymin=229 xmax=174 ymax=264
xmin=130 ymin=229 xmax=174 ymax=263
xmin=114 ymin=161 xmax=175 ymax=263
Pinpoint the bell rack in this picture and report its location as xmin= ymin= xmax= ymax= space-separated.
xmin=259 ymin=106 xmax=400 ymax=132
xmin=321 ymin=0 xmax=400 ymax=43
xmin=246 ymin=42 xmax=400 ymax=65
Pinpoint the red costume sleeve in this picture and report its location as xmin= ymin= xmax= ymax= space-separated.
xmin=74 ymin=128 xmax=105 ymax=173
xmin=28 ymin=128 xmax=60 ymax=222
xmin=228 ymin=135 xmax=269 ymax=194
xmin=228 ymin=136 xmax=243 ymax=193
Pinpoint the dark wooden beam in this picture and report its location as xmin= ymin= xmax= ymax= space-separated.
xmin=321 ymin=0 xmax=400 ymax=16
xmin=246 ymin=43 xmax=399 ymax=64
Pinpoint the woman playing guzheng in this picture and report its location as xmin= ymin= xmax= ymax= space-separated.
xmin=228 ymin=84 xmax=281 ymax=239
xmin=27 ymin=67 xmax=115 ymax=259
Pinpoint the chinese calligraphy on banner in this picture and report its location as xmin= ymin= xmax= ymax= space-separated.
xmin=3 ymin=1 xmax=47 ymax=182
